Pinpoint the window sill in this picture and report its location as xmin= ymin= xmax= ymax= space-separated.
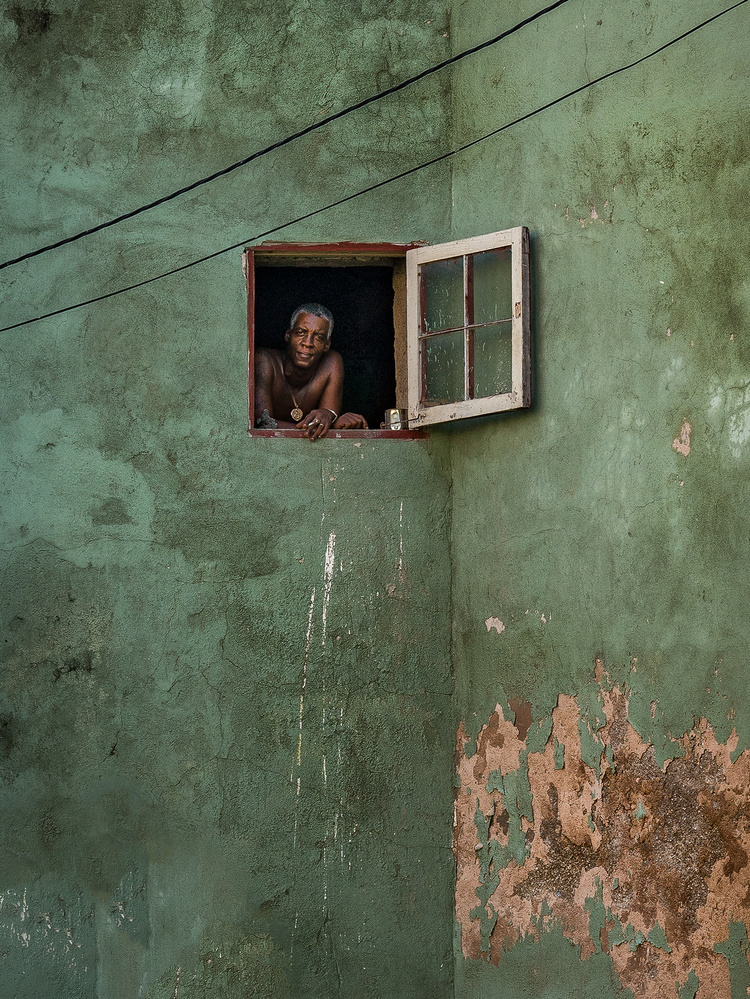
xmin=248 ymin=428 xmax=427 ymax=439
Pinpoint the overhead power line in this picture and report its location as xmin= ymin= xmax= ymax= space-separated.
xmin=0 ymin=0 xmax=574 ymax=272
xmin=1 ymin=0 xmax=746 ymax=336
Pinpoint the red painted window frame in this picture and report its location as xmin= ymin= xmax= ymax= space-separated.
xmin=245 ymin=241 xmax=427 ymax=439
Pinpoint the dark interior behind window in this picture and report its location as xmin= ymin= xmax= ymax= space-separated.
xmin=254 ymin=265 xmax=396 ymax=430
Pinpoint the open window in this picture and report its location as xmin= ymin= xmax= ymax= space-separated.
xmin=406 ymin=226 xmax=530 ymax=427
xmin=245 ymin=242 xmax=419 ymax=438
xmin=245 ymin=228 xmax=530 ymax=438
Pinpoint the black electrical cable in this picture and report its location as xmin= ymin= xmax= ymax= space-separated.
xmin=0 ymin=0 xmax=575 ymax=273
xmin=1 ymin=0 xmax=746 ymax=336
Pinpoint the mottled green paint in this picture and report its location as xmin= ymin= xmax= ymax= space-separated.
xmin=679 ymin=971 xmax=700 ymax=999
xmin=484 ymin=759 xmax=532 ymax=867
xmin=1 ymin=1 xmax=455 ymax=996
xmin=4 ymin=0 xmax=750 ymax=995
xmin=715 ymin=923 xmax=750 ymax=999
xmin=648 ymin=924 xmax=671 ymax=953
xmin=449 ymin=0 xmax=750 ymax=993
xmin=454 ymin=923 xmax=635 ymax=999
xmin=450 ymin=0 xmax=750 ymax=736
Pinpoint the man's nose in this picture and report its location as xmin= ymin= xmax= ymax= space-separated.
xmin=301 ymin=331 xmax=315 ymax=345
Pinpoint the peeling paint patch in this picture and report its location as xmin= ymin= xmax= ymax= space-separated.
xmin=574 ymin=201 xmax=614 ymax=227
xmin=454 ymin=683 xmax=750 ymax=997
xmin=672 ymin=420 xmax=691 ymax=456
xmin=0 ymin=885 xmax=94 ymax=976
xmin=485 ymin=617 xmax=505 ymax=634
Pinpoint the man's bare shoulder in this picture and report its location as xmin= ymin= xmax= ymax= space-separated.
xmin=256 ymin=347 xmax=284 ymax=364
xmin=319 ymin=349 xmax=343 ymax=372
xmin=255 ymin=348 xmax=283 ymax=375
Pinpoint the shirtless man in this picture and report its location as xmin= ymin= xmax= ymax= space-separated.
xmin=254 ymin=303 xmax=368 ymax=439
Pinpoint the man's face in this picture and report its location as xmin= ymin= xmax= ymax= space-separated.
xmin=285 ymin=312 xmax=331 ymax=370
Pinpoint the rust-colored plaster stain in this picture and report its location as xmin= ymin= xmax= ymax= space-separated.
xmin=454 ymin=676 xmax=750 ymax=996
xmin=672 ymin=419 xmax=692 ymax=456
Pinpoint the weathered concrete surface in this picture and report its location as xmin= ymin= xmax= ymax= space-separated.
xmin=448 ymin=0 xmax=750 ymax=995
xmin=5 ymin=0 xmax=750 ymax=994
xmin=1 ymin=1 xmax=455 ymax=996
xmin=455 ymin=675 xmax=750 ymax=997
xmin=1 ymin=441 xmax=454 ymax=998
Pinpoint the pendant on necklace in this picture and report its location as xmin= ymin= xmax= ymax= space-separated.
xmin=291 ymin=407 xmax=303 ymax=422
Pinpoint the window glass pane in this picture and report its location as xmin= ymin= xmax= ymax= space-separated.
xmin=473 ymin=247 xmax=512 ymax=325
xmin=423 ymin=257 xmax=464 ymax=333
xmin=424 ymin=331 xmax=464 ymax=406
xmin=473 ymin=323 xmax=513 ymax=398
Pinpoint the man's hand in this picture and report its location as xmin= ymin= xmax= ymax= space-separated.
xmin=297 ymin=409 xmax=369 ymax=438
xmin=298 ymin=408 xmax=336 ymax=440
xmin=333 ymin=413 xmax=368 ymax=430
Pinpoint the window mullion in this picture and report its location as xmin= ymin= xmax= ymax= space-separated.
xmin=418 ymin=263 xmax=428 ymax=407
xmin=464 ymin=254 xmax=474 ymax=401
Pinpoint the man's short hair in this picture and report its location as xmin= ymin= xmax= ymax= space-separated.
xmin=289 ymin=303 xmax=334 ymax=338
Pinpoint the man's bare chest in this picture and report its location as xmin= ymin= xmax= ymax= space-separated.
xmin=270 ymin=356 xmax=329 ymax=415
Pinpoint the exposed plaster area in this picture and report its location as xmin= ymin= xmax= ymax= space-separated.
xmin=672 ymin=420 xmax=692 ymax=456
xmin=454 ymin=672 xmax=750 ymax=997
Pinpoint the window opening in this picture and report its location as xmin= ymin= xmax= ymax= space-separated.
xmin=255 ymin=265 xmax=395 ymax=429
xmin=246 ymin=243 xmax=423 ymax=438
xmin=246 ymin=230 xmax=530 ymax=438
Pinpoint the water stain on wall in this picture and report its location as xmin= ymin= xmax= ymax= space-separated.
xmin=454 ymin=669 xmax=750 ymax=997
xmin=142 ymin=925 xmax=290 ymax=999
xmin=6 ymin=3 xmax=53 ymax=39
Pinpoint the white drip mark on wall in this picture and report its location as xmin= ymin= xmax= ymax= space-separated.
xmin=321 ymin=531 xmax=336 ymax=650
xmin=297 ymin=587 xmax=317 ymax=771
xmin=321 ymin=532 xmax=338 ymax=917
xmin=338 ymin=707 xmax=343 ymax=769
xmin=336 ymin=706 xmax=346 ymax=867
xmin=336 ymin=808 xmax=346 ymax=863
xmin=321 ymin=532 xmax=335 ymax=800
xmin=293 ymin=588 xmax=316 ymax=848
xmin=291 ymin=911 xmax=299 ymax=958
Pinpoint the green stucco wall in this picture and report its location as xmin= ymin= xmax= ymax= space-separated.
xmin=447 ymin=1 xmax=750 ymax=996
xmin=0 ymin=3 xmax=455 ymax=997
xmin=5 ymin=0 xmax=750 ymax=996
